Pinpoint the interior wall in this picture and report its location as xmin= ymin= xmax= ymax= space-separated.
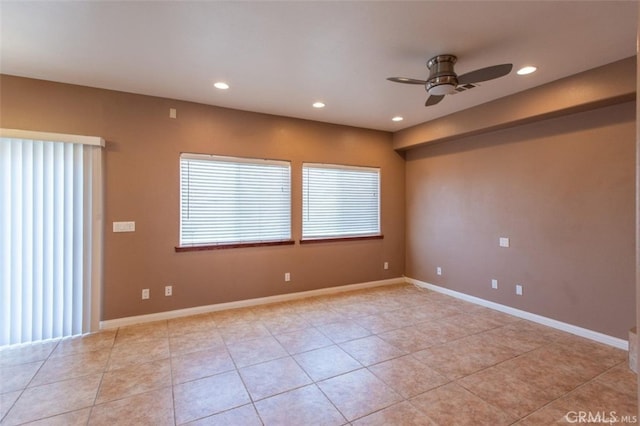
xmin=0 ymin=75 xmax=406 ymax=321
xmin=405 ymin=101 xmax=636 ymax=339
xmin=635 ymin=6 xmax=639 ymax=403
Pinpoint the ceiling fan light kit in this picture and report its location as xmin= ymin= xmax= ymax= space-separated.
xmin=425 ymin=55 xmax=458 ymax=96
xmin=388 ymin=54 xmax=513 ymax=107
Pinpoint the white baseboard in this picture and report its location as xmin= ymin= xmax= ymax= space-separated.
xmin=101 ymin=275 xmax=629 ymax=351
xmin=405 ymin=277 xmax=628 ymax=351
xmin=100 ymin=277 xmax=405 ymax=330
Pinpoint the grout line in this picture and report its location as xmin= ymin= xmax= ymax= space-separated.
xmin=168 ymin=348 xmax=178 ymax=426
xmin=0 ymin=339 xmax=65 ymax=423
xmin=216 ymin=321 xmax=262 ymax=426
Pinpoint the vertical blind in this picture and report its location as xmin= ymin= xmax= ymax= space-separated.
xmin=0 ymin=130 xmax=103 ymax=347
xmin=302 ymin=163 xmax=380 ymax=239
xmin=180 ymin=153 xmax=291 ymax=245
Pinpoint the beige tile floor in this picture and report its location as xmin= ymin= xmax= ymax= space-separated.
xmin=0 ymin=283 xmax=636 ymax=425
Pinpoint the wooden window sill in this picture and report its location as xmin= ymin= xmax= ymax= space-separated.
xmin=299 ymin=235 xmax=384 ymax=244
xmin=175 ymin=240 xmax=295 ymax=252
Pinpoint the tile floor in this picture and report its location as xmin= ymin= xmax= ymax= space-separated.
xmin=0 ymin=283 xmax=636 ymax=425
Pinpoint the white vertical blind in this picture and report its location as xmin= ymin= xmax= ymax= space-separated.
xmin=0 ymin=132 xmax=103 ymax=347
xmin=180 ymin=153 xmax=291 ymax=245
xmin=302 ymin=163 xmax=380 ymax=239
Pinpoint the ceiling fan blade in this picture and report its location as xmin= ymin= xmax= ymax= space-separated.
xmin=425 ymin=95 xmax=444 ymax=106
xmin=457 ymin=64 xmax=513 ymax=85
xmin=387 ymin=77 xmax=427 ymax=85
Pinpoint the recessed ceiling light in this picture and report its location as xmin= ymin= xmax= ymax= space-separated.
xmin=214 ymin=82 xmax=230 ymax=90
xmin=312 ymin=102 xmax=325 ymax=108
xmin=517 ymin=66 xmax=537 ymax=75
xmin=392 ymin=116 xmax=404 ymax=122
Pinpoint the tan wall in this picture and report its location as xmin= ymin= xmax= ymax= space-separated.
xmin=0 ymin=75 xmax=406 ymax=321
xmin=405 ymin=101 xmax=636 ymax=339
xmin=635 ymin=9 xmax=639 ymax=394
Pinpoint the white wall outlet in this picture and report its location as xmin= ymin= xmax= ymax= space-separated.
xmin=284 ymin=272 xmax=291 ymax=282
xmin=499 ymin=237 xmax=510 ymax=248
xmin=384 ymin=262 xmax=389 ymax=270
xmin=491 ymin=279 xmax=498 ymax=289
xmin=142 ymin=288 xmax=150 ymax=300
xmin=436 ymin=266 xmax=442 ymax=276
xmin=169 ymin=108 xmax=177 ymax=119
xmin=516 ymin=284 xmax=523 ymax=296
xmin=165 ymin=285 xmax=172 ymax=296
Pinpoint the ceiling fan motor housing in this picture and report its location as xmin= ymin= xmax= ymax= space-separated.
xmin=426 ymin=54 xmax=458 ymax=96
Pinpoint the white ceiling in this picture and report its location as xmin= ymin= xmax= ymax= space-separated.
xmin=0 ymin=1 xmax=637 ymax=132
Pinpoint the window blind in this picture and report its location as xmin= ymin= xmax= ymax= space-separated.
xmin=180 ymin=153 xmax=291 ymax=246
xmin=302 ymin=163 xmax=380 ymax=239
xmin=0 ymin=132 xmax=103 ymax=347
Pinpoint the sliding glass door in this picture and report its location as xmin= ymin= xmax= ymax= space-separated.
xmin=0 ymin=129 xmax=103 ymax=347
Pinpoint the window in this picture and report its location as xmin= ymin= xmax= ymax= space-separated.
xmin=302 ymin=163 xmax=380 ymax=240
xmin=1 ymin=129 xmax=104 ymax=346
xmin=179 ymin=153 xmax=291 ymax=247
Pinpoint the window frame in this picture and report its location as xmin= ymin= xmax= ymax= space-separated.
xmin=177 ymin=152 xmax=293 ymax=251
xmin=301 ymin=162 xmax=382 ymax=243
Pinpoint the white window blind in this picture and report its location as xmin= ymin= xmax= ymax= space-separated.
xmin=180 ymin=153 xmax=291 ymax=246
xmin=302 ymin=163 xmax=380 ymax=239
xmin=0 ymin=130 xmax=103 ymax=347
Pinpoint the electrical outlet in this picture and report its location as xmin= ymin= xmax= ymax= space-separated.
xmin=142 ymin=288 xmax=149 ymax=300
xmin=499 ymin=237 xmax=510 ymax=248
xmin=284 ymin=272 xmax=291 ymax=282
xmin=436 ymin=266 xmax=442 ymax=276
xmin=165 ymin=285 xmax=172 ymax=296
xmin=491 ymin=279 xmax=498 ymax=289
xmin=516 ymin=284 xmax=523 ymax=295
xmin=384 ymin=262 xmax=389 ymax=270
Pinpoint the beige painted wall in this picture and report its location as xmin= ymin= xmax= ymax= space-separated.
xmin=635 ymin=8 xmax=639 ymax=403
xmin=405 ymin=101 xmax=636 ymax=339
xmin=0 ymin=75 xmax=406 ymax=320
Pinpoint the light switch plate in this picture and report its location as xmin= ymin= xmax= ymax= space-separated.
xmin=499 ymin=237 xmax=510 ymax=248
xmin=113 ymin=221 xmax=135 ymax=232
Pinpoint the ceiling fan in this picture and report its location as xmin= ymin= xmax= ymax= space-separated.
xmin=387 ymin=54 xmax=513 ymax=106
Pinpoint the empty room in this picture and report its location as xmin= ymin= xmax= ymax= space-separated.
xmin=0 ymin=1 xmax=638 ymax=425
